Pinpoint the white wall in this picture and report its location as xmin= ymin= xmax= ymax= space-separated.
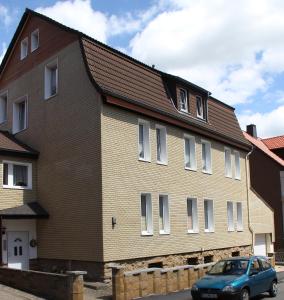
xmin=2 ymin=219 xmax=37 ymax=264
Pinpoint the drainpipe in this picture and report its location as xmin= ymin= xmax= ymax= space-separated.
xmin=245 ymin=145 xmax=254 ymax=253
xmin=0 ymin=216 xmax=2 ymax=266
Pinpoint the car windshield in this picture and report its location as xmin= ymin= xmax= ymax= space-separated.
xmin=208 ymin=260 xmax=249 ymax=276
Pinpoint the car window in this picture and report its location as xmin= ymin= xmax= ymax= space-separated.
xmin=208 ymin=260 xmax=248 ymax=275
xmin=259 ymin=258 xmax=271 ymax=271
xmin=250 ymin=258 xmax=261 ymax=274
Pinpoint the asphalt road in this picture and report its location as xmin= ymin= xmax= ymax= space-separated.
xmin=141 ymin=272 xmax=284 ymax=300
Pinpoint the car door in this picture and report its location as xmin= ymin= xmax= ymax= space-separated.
xmin=259 ymin=257 xmax=275 ymax=291
xmin=248 ymin=258 xmax=264 ymax=297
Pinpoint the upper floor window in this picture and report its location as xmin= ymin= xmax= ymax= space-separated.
xmin=45 ymin=60 xmax=58 ymax=99
xmin=138 ymin=119 xmax=151 ymax=162
xmin=13 ymin=97 xmax=27 ymax=134
xmin=141 ymin=193 xmax=153 ymax=235
xmin=156 ymin=125 xmax=167 ymax=165
xmin=3 ymin=161 xmax=32 ymax=189
xmin=227 ymin=201 xmax=234 ymax=231
xmin=204 ymin=199 xmax=214 ymax=232
xmin=201 ymin=140 xmax=212 ymax=174
xmin=20 ymin=38 xmax=28 ymax=60
xmin=0 ymin=91 xmax=7 ymax=124
xmin=159 ymin=194 xmax=170 ymax=234
xmin=234 ymin=151 xmax=241 ymax=179
xmin=179 ymin=88 xmax=188 ymax=113
xmin=196 ymin=96 xmax=205 ymax=119
xmin=224 ymin=147 xmax=232 ymax=177
xmin=184 ymin=134 xmax=196 ymax=170
xmin=31 ymin=29 xmax=39 ymax=52
xmin=187 ymin=198 xmax=198 ymax=233
xmin=236 ymin=202 xmax=243 ymax=231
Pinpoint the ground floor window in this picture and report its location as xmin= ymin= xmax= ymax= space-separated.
xmin=3 ymin=161 xmax=32 ymax=189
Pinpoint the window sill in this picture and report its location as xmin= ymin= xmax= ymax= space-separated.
xmin=139 ymin=158 xmax=151 ymax=163
xmin=235 ymin=177 xmax=241 ymax=181
xmin=204 ymin=229 xmax=214 ymax=233
xmin=0 ymin=120 xmax=7 ymax=125
xmin=157 ymin=161 xmax=168 ymax=166
xmin=188 ymin=230 xmax=199 ymax=234
xmin=3 ymin=185 xmax=32 ymax=190
xmin=237 ymin=229 xmax=244 ymax=232
xmin=225 ymin=175 xmax=232 ymax=178
xmin=185 ymin=167 xmax=197 ymax=172
xmin=159 ymin=231 xmax=170 ymax=235
xmin=228 ymin=229 xmax=235 ymax=232
xmin=141 ymin=232 xmax=153 ymax=236
xmin=44 ymin=93 xmax=58 ymax=101
xmin=13 ymin=127 xmax=28 ymax=135
xmin=202 ymin=170 xmax=212 ymax=175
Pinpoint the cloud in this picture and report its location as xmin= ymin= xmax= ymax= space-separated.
xmin=129 ymin=0 xmax=284 ymax=105
xmin=0 ymin=43 xmax=7 ymax=64
xmin=238 ymin=106 xmax=284 ymax=138
xmin=0 ymin=4 xmax=12 ymax=27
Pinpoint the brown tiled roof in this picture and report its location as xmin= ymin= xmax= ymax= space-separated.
xmin=81 ymin=38 xmax=249 ymax=149
xmin=0 ymin=131 xmax=38 ymax=157
xmin=262 ymin=135 xmax=284 ymax=150
xmin=243 ymin=131 xmax=284 ymax=167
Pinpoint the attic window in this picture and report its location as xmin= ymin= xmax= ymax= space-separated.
xmin=31 ymin=29 xmax=39 ymax=52
xmin=45 ymin=60 xmax=58 ymax=99
xmin=20 ymin=38 xmax=28 ymax=60
xmin=179 ymin=88 xmax=188 ymax=113
xmin=196 ymin=96 xmax=206 ymax=119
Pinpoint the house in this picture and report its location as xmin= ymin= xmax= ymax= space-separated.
xmin=244 ymin=125 xmax=284 ymax=251
xmin=263 ymin=135 xmax=284 ymax=160
xmin=0 ymin=9 xmax=274 ymax=281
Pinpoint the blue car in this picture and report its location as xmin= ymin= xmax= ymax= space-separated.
xmin=191 ymin=256 xmax=277 ymax=300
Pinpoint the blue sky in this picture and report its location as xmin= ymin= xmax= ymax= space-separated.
xmin=0 ymin=0 xmax=284 ymax=137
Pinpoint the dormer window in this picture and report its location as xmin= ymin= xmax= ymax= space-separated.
xmin=196 ymin=96 xmax=206 ymax=119
xmin=20 ymin=38 xmax=28 ymax=60
xmin=179 ymin=88 xmax=188 ymax=113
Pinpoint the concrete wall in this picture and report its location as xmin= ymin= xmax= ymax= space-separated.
xmin=101 ymin=104 xmax=252 ymax=262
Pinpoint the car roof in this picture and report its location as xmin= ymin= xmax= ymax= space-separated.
xmin=221 ymin=256 xmax=267 ymax=261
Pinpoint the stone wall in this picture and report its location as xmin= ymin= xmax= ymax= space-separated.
xmin=0 ymin=267 xmax=85 ymax=300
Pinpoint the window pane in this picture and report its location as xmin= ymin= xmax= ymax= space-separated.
xmin=156 ymin=128 xmax=161 ymax=162
xmin=141 ymin=194 xmax=152 ymax=234
xmin=0 ymin=93 xmax=7 ymax=123
xmin=50 ymin=67 xmax=57 ymax=96
xmin=185 ymin=138 xmax=191 ymax=168
xmin=235 ymin=152 xmax=241 ymax=179
xmin=3 ymin=163 xmax=8 ymax=185
xmin=225 ymin=148 xmax=232 ymax=177
xmin=227 ymin=202 xmax=234 ymax=231
xmin=197 ymin=97 xmax=204 ymax=118
xmin=237 ymin=202 xmax=243 ymax=230
xmin=204 ymin=200 xmax=209 ymax=230
xmin=180 ymin=89 xmax=188 ymax=112
xmin=202 ymin=142 xmax=211 ymax=172
xmin=18 ymin=101 xmax=26 ymax=131
xmin=13 ymin=165 xmax=28 ymax=187
xmin=141 ymin=195 xmax=147 ymax=232
xmin=159 ymin=195 xmax=169 ymax=233
xmin=139 ymin=124 xmax=144 ymax=158
xmin=187 ymin=199 xmax=193 ymax=230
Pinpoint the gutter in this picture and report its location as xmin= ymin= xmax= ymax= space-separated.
xmin=245 ymin=145 xmax=255 ymax=252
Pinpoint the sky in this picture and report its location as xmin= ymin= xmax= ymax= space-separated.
xmin=0 ymin=0 xmax=284 ymax=138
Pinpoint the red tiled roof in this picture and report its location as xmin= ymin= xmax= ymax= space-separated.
xmin=262 ymin=135 xmax=284 ymax=150
xmin=243 ymin=131 xmax=284 ymax=167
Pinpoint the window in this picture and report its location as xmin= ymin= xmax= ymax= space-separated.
xmin=179 ymin=89 xmax=188 ymax=112
xmin=13 ymin=97 xmax=27 ymax=134
xmin=202 ymin=140 xmax=212 ymax=173
xmin=204 ymin=199 xmax=214 ymax=232
xmin=234 ymin=151 xmax=241 ymax=179
xmin=236 ymin=202 xmax=243 ymax=231
xmin=159 ymin=195 xmax=170 ymax=234
xmin=0 ymin=91 xmax=7 ymax=123
xmin=148 ymin=262 xmax=163 ymax=268
xmin=227 ymin=201 xmax=234 ymax=231
xmin=196 ymin=96 xmax=205 ymax=119
xmin=20 ymin=38 xmax=28 ymax=60
xmin=31 ymin=29 xmax=39 ymax=52
xmin=141 ymin=193 xmax=153 ymax=235
xmin=204 ymin=255 xmax=214 ymax=263
xmin=232 ymin=251 xmax=240 ymax=257
xmin=45 ymin=60 xmax=58 ymax=99
xmin=187 ymin=198 xmax=198 ymax=233
xmin=184 ymin=135 xmax=196 ymax=170
xmin=224 ymin=148 xmax=232 ymax=177
xmin=3 ymin=161 xmax=32 ymax=189
xmin=156 ymin=126 xmax=167 ymax=164
xmin=187 ymin=257 xmax=199 ymax=265
xmin=138 ymin=120 xmax=151 ymax=161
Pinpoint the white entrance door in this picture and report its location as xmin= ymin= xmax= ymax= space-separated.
xmin=254 ymin=234 xmax=267 ymax=256
xmin=7 ymin=231 xmax=29 ymax=270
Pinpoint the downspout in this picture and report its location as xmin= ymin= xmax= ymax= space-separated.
xmin=245 ymin=145 xmax=254 ymax=253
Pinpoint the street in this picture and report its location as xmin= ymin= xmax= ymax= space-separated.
xmin=142 ymin=273 xmax=284 ymax=300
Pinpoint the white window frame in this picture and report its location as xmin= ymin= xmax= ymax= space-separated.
xmin=224 ymin=147 xmax=232 ymax=178
xmin=234 ymin=151 xmax=241 ymax=180
xmin=3 ymin=160 xmax=32 ymax=190
xmin=159 ymin=194 xmax=170 ymax=234
xmin=184 ymin=134 xmax=197 ymax=171
xmin=227 ymin=201 xmax=234 ymax=232
xmin=179 ymin=88 xmax=188 ymax=113
xmin=196 ymin=96 xmax=205 ymax=119
xmin=0 ymin=91 xmax=8 ymax=124
xmin=204 ymin=199 xmax=214 ymax=232
xmin=138 ymin=119 xmax=151 ymax=162
xmin=20 ymin=37 xmax=28 ymax=60
xmin=12 ymin=96 xmax=28 ymax=134
xmin=187 ymin=197 xmax=199 ymax=233
xmin=201 ymin=140 xmax=212 ymax=174
xmin=31 ymin=29 xmax=39 ymax=52
xmin=236 ymin=202 xmax=243 ymax=231
xmin=140 ymin=193 xmax=153 ymax=236
xmin=44 ymin=59 xmax=58 ymax=100
xmin=156 ymin=125 xmax=167 ymax=165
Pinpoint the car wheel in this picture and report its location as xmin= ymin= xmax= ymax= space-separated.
xmin=240 ymin=288 xmax=250 ymax=300
xmin=269 ymin=280 xmax=278 ymax=297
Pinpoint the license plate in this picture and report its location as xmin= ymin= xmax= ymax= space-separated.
xmin=201 ymin=294 xmax=218 ymax=299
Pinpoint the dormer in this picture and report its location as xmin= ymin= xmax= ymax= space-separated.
xmin=177 ymin=87 xmax=189 ymax=113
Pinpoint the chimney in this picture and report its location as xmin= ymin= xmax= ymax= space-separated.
xmin=246 ymin=124 xmax=257 ymax=138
